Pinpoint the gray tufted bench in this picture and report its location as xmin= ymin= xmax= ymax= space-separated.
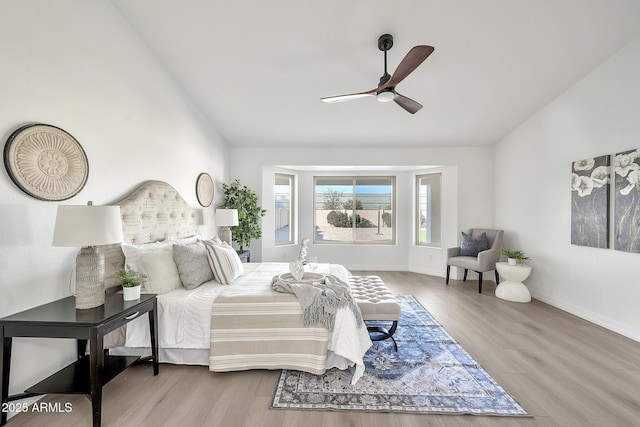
xmin=349 ymin=275 xmax=401 ymax=351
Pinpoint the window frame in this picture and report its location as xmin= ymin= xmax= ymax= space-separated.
xmin=415 ymin=172 xmax=442 ymax=247
xmin=274 ymin=173 xmax=295 ymax=246
xmin=313 ymin=175 xmax=396 ymax=245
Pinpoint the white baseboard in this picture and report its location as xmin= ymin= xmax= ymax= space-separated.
xmin=408 ymin=265 xmax=445 ymax=277
xmin=532 ymin=290 xmax=640 ymax=342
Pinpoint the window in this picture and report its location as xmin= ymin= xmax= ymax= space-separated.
xmin=275 ymin=173 xmax=294 ymax=245
xmin=416 ymin=173 xmax=441 ymax=246
xmin=314 ymin=176 xmax=395 ymax=244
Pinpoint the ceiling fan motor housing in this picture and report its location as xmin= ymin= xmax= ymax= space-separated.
xmin=376 ymin=89 xmax=396 ymax=102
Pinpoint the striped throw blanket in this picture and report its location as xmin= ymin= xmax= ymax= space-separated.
xmin=209 ymin=263 xmax=371 ymax=383
xmin=209 ymin=289 xmax=329 ymax=374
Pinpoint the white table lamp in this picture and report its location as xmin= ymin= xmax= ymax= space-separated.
xmin=53 ymin=202 xmax=123 ymax=309
xmin=215 ymin=208 xmax=239 ymax=246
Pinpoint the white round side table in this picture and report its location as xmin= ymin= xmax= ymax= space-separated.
xmin=495 ymin=262 xmax=532 ymax=303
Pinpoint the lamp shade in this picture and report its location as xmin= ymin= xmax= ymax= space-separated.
xmin=52 ymin=205 xmax=123 ymax=247
xmin=215 ymin=208 xmax=239 ymax=227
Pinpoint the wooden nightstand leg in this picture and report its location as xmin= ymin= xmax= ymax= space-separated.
xmin=1 ymin=333 xmax=11 ymax=426
xmin=149 ymin=300 xmax=159 ymax=376
xmin=89 ymin=329 xmax=104 ymax=427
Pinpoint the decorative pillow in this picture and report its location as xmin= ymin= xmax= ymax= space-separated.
xmin=202 ymin=235 xmax=223 ymax=246
xmin=204 ymin=241 xmax=244 ymax=285
xmin=172 ymin=242 xmax=215 ymax=290
xmin=121 ymin=240 xmax=170 ymax=273
xmin=459 ymin=231 xmax=489 ymax=256
xmin=139 ymin=250 xmax=182 ymax=294
xmin=167 ymin=234 xmax=201 ymax=245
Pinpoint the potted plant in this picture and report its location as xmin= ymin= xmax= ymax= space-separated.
xmin=114 ymin=265 xmax=146 ymax=300
xmin=499 ymin=249 xmax=530 ymax=266
xmin=220 ymin=179 xmax=266 ymax=253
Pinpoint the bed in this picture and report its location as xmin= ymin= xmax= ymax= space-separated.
xmin=101 ymin=180 xmax=371 ymax=383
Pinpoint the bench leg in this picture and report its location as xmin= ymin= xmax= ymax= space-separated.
xmin=387 ymin=321 xmax=398 ymax=352
xmin=446 ymin=265 xmax=450 ymax=285
xmin=367 ymin=321 xmax=399 ymax=352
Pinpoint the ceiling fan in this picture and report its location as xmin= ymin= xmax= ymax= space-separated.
xmin=321 ymin=34 xmax=434 ymax=114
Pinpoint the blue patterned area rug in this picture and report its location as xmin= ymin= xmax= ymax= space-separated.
xmin=271 ymin=295 xmax=528 ymax=416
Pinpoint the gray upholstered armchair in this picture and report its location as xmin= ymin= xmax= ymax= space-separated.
xmin=446 ymin=228 xmax=504 ymax=293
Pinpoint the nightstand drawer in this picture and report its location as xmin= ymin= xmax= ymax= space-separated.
xmin=103 ymin=295 xmax=156 ymax=333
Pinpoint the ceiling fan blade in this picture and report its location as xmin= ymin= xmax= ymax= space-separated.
xmin=321 ymin=88 xmax=377 ymax=103
xmin=394 ymin=93 xmax=423 ymax=114
xmin=385 ymin=45 xmax=434 ymax=89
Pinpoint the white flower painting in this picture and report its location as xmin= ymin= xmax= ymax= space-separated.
xmin=614 ymin=148 xmax=640 ymax=253
xmin=571 ymin=155 xmax=610 ymax=248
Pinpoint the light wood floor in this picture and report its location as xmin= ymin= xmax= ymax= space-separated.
xmin=9 ymin=271 xmax=640 ymax=427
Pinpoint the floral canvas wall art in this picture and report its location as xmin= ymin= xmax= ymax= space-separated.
xmin=614 ymin=149 xmax=640 ymax=253
xmin=571 ymin=155 xmax=610 ymax=248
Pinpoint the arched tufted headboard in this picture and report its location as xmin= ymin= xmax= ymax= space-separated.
xmin=101 ymin=180 xmax=199 ymax=289
xmin=115 ymin=180 xmax=198 ymax=244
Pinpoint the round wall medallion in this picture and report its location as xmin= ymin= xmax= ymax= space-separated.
xmin=4 ymin=124 xmax=89 ymax=201
xmin=196 ymin=172 xmax=214 ymax=207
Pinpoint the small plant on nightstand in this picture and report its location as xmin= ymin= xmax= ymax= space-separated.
xmin=499 ymin=249 xmax=530 ymax=266
xmin=114 ymin=265 xmax=146 ymax=300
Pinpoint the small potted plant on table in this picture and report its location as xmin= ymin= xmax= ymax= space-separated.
xmin=114 ymin=265 xmax=146 ymax=300
xmin=499 ymin=249 xmax=530 ymax=266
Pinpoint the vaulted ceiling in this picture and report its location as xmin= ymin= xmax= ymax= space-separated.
xmin=112 ymin=0 xmax=640 ymax=147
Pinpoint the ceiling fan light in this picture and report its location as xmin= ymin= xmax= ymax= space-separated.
xmin=377 ymin=90 xmax=395 ymax=103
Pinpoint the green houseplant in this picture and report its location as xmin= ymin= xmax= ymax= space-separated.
xmin=499 ymin=248 xmax=530 ymax=265
xmin=114 ymin=265 xmax=146 ymax=300
xmin=220 ymin=179 xmax=266 ymax=252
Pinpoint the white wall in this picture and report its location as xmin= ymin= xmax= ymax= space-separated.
xmin=229 ymin=146 xmax=494 ymax=275
xmin=495 ymin=36 xmax=640 ymax=341
xmin=0 ymin=0 xmax=227 ymax=401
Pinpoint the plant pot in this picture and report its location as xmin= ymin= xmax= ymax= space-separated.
xmin=507 ymin=258 xmax=517 ymax=266
xmin=123 ymin=285 xmax=141 ymax=301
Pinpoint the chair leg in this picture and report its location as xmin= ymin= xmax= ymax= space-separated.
xmin=478 ymin=272 xmax=483 ymax=293
xmin=463 ymin=269 xmax=468 ymax=282
xmin=446 ymin=265 xmax=450 ymax=285
xmin=495 ymin=270 xmax=500 ymax=285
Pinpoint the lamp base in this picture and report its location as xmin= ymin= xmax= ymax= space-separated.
xmin=220 ymin=226 xmax=233 ymax=246
xmin=75 ymin=246 xmax=105 ymax=309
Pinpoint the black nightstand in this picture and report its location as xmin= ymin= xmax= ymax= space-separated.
xmin=0 ymin=293 xmax=158 ymax=427
xmin=237 ymin=250 xmax=250 ymax=263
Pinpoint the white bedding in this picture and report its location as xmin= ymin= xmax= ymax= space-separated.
xmin=123 ymin=262 xmax=371 ymax=382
